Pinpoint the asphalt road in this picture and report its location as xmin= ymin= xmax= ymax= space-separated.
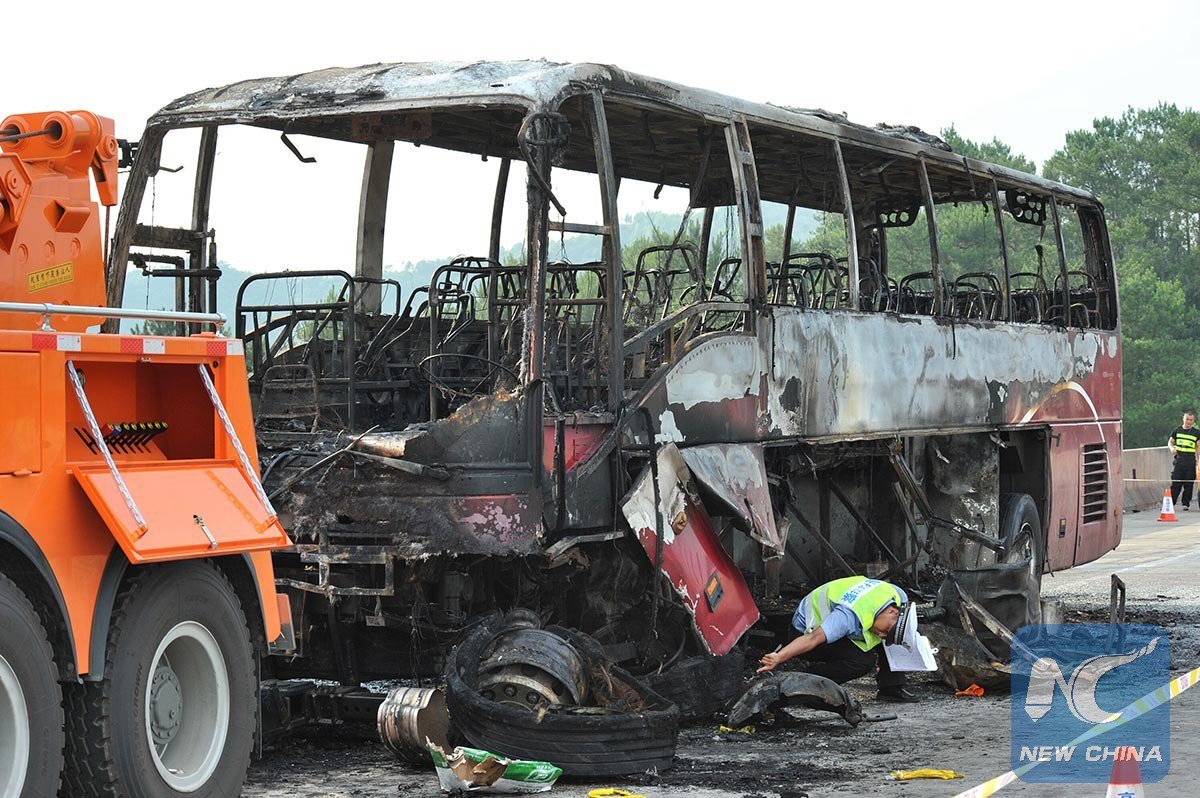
xmin=242 ymin=511 xmax=1200 ymax=798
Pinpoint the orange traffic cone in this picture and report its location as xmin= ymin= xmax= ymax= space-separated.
xmin=1157 ymin=489 xmax=1178 ymax=523
xmin=1105 ymin=746 xmax=1145 ymax=797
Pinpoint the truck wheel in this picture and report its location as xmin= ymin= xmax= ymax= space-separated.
xmin=62 ymin=562 xmax=256 ymax=798
xmin=0 ymin=573 xmax=63 ymax=798
xmin=1000 ymin=492 xmax=1043 ymax=585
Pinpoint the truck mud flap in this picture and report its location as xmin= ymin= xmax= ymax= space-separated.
xmin=621 ymin=443 xmax=759 ymax=656
xmin=73 ymin=460 xmax=289 ymax=562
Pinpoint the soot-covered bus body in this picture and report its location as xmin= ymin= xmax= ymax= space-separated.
xmin=110 ymin=61 xmax=1120 ymax=679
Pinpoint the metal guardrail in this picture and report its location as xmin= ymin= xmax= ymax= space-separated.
xmin=0 ymin=301 xmax=225 ymax=330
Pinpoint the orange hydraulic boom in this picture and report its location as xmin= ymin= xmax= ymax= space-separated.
xmin=0 ymin=112 xmax=289 ymax=797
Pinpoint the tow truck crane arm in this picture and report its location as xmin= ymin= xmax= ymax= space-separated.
xmin=0 ymin=111 xmax=119 ymax=327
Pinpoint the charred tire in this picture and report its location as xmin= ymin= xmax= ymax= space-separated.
xmin=446 ymin=617 xmax=679 ymax=777
xmin=61 ymin=561 xmax=256 ymax=798
xmin=0 ymin=573 xmax=63 ymax=798
xmin=641 ymin=652 xmax=746 ymax=721
xmin=1000 ymin=493 xmax=1044 ymax=586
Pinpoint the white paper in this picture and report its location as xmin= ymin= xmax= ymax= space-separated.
xmin=883 ymin=604 xmax=939 ymax=672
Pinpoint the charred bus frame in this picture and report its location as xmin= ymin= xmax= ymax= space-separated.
xmin=108 ymin=61 xmax=1121 ymax=680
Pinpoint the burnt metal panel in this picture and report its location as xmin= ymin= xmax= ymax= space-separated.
xmin=289 ymin=483 xmax=542 ymax=559
xmin=143 ymin=60 xmax=1100 ymax=209
xmin=765 ymin=310 xmax=1121 ymax=441
xmin=679 ymin=443 xmax=783 ymax=555
xmin=616 ymin=311 xmax=1118 ymax=455
xmin=620 ymin=444 xmax=759 ymax=654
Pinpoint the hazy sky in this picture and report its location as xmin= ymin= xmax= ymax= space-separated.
xmin=7 ymin=0 xmax=1199 ymax=273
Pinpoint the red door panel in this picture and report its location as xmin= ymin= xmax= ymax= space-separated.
xmin=620 ymin=444 xmax=759 ymax=655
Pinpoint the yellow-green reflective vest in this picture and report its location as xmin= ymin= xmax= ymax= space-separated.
xmin=800 ymin=576 xmax=903 ymax=652
xmin=1175 ymin=429 xmax=1198 ymax=454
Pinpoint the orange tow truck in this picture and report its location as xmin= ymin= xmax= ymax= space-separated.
xmin=0 ymin=112 xmax=290 ymax=797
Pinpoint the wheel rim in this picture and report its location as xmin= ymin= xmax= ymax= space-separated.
xmin=1004 ymin=523 xmax=1038 ymax=581
xmin=144 ymin=622 xmax=229 ymax=793
xmin=0 ymin=653 xmax=30 ymax=798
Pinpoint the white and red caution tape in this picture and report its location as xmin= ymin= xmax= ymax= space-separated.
xmin=952 ymin=664 xmax=1200 ymax=798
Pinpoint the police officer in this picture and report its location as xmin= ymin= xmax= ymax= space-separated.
xmin=1168 ymin=411 xmax=1199 ymax=510
xmin=757 ymin=575 xmax=917 ymax=703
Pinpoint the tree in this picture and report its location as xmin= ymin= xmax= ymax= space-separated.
xmin=942 ymin=126 xmax=1037 ymax=173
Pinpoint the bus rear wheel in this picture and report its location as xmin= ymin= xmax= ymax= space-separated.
xmin=999 ymin=492 xmax=1044 ymax=587
xmin=0 ymin=573 xmax=63 ymax=798
xmin=62 ymin=561 xmax=256 ymax=798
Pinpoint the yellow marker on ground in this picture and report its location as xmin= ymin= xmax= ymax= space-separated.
xmin=888 ymin=769 xmax=964 ymax=780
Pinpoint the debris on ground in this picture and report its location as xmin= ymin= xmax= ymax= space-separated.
xmin=726 ymin=672 xmax=864 ymax=727
xmin=445 ymin=610 xmax=679 ymax=776
xmin=954 ymin=683 xmax=986 ymax=697
xmin=640 ymin=651 xmax=746 ymax=720
xmin=924 ymin=622 xmax=1012 ymax=691
xmin=377 ymin=685 xmax=454 ymax=763
xmin=886 ymin=768 xmax=965 ymax=780
xmin=716 ymin=724 xmax=756 ymax=734
xmin=429 ymin=743 xmax=562 ymax=794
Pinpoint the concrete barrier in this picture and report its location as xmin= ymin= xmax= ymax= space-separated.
xmin=1123 ymin=446 xmax=1175 ymax=512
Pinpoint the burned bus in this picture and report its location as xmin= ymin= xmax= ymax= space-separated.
xmin=109 ymin=61 xmax=1120 ymax=686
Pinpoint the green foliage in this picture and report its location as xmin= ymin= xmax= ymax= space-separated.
xmin=128 ymin=318 xmax=183 ymax=336
xmin=942 ymin=126 xmax=1038 ymax=173
xmin=764 ymin=212 xmax=847 ymax=265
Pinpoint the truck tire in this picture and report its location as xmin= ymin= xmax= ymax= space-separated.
xmin=0 ymin=573 xmax=63 ymax=798
xmin=999 ymin=492 xmax=1043 ymax=585
xmin=446 ymin=615 xmax=679 ymax=777
xmin=62 ymin=561 xmax=256 ymax=798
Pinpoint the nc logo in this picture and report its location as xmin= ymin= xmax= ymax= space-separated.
xmin=1024 ymin=637 xmax=1160 ymax=724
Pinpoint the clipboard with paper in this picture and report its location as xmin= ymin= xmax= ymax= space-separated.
xmin=883 ymin=603 xmax=939 ymax=672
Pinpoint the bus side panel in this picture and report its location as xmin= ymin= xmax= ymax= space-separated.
xmin=1045 ymin=422 xmax=1122 ymax=572
xmin=764 ymin=309 xmax=1120 ymax=441
xmin=1073 ymin=422 xmax=1123 ymax=567
xmin=1045 ymin=426 xmax=1080 ymax=573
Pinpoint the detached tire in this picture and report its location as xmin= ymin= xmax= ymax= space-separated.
xmin=999 ymin=493 xmax=1044 ymax=585
xmin=446 ymin=615 xmax=679 ymax=777
xmin=62 ymin=561 xmax=256 ymax=798
xmin=0 ymin=573 xmax=63 ymax=798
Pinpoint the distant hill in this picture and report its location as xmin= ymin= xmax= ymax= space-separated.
xmin=117 ymin=206 xmax=814 ymax=328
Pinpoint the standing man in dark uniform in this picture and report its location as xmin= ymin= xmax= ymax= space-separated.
xmin=1168 ymin=411 xmax=1199 ymax=510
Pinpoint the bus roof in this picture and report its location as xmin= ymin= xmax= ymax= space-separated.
xmin=150 ymin=59 xmax=1098 ymax=207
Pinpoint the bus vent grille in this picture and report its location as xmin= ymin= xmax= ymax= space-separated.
xmin=1081 ymin=444 xmax=1108 ymax=524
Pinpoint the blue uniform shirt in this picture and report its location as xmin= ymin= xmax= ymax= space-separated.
xmin=791 ymin=585 xmax=908 ymax=644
